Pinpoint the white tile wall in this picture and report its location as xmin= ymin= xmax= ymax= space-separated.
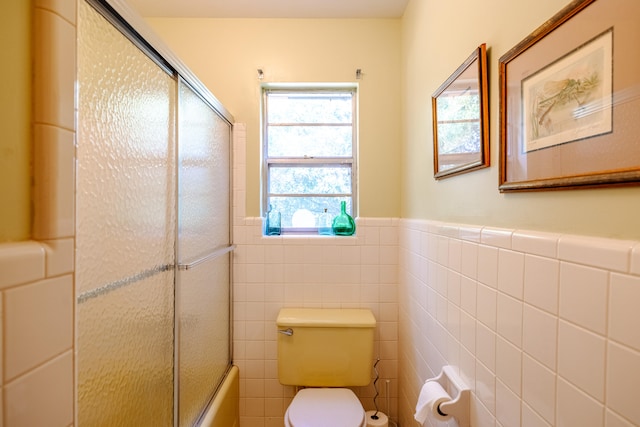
xmin=609 ymin=274 xmax=640 ymax=352
xmin=523 ymin=355 xmax=556 ymax=424
xmin=233 ymin=218 xmax=400 ymax=427
xmin=4 ymin=275 xmax=73 ymax=381
xmin=607 ymin=343 xmax=640 ymax=425
xmin=496 ymin=337 xmax=521 ymax=396
xmin=398 ymin=219 xmax=640 ymax=427
xmin=559 ymin=262 xmax=608 ymax=334
xmin=522 ymin=305 xmax=557 ymax=370
xmin=523 ymin=254 xmax=559 ymax=314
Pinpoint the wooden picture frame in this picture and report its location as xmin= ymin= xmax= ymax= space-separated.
xmin=499 ymin=0 xmax=640 ymax=192
xmin=432 ymin=43 xmax=489 ymax=179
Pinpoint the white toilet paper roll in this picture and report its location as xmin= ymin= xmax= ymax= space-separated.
xmin=365 ymin=410 xmax=389 ymax=427
xmin=414 ymin=381 xmax=452 ymax=424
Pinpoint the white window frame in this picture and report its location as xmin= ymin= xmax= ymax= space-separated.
xmin=261 ymin=84 xmax=358 ymax=234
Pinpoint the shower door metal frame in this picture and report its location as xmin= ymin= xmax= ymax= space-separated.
xmin=80 ymin=1 xmax=235 ymax=426
xmin=174 ymin=74 xmax=235 ymax=426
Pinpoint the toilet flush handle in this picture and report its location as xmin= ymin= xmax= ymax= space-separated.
xmin=278 ymin=328 xmax=294 ymax=336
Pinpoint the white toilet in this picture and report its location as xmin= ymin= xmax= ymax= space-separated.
xmin=276 ymin=308 xmax=376 ymax=427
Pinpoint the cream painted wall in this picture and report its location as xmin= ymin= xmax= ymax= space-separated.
xmin=0 ymin=0 xmax=32 ymax=241
xmin=145 ymin=18 xmax=402 ymax=219
xmin=401 ymin=0 xmax=640 ymax=241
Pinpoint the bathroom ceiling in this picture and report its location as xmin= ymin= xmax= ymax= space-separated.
xmin=126 ymin=0 xmax=409 ymax=18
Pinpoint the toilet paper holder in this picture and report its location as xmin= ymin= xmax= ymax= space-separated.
xmin=427 ymin=365 xmax=470 ymax=427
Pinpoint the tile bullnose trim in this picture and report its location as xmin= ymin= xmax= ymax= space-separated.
xmin=512 ymin=230 xmax=560 ymax=259
xmin=481 ymin=227 xmax=514 ymax=249
xmin=459 ymin=225 xmax=483 ymax=243
xmin=438 ymin=224 xmax=460 ymax=239
xmin=0 ymin=242 xmax=46 ymax=289
xmin=558 ymin=235 xmax=635 ymax=273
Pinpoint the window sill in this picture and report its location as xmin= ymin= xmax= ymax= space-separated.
xmin=260 ymin=233 xmax=358 ymax=241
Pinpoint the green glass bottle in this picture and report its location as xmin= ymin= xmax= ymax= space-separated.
xmin=331 ymin=201 xmax=355 ymax=236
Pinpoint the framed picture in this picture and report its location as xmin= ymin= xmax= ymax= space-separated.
xmin=432 ymin=43 xmax=489 ymax=179
xmin=499 ymin=0 xmax=640 ymax=191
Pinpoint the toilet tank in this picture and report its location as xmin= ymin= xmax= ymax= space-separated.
xmin=276 ymin=308 xmax=376 ymax=387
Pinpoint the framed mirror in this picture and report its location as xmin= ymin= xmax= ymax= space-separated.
xmin=432 ymin=43 xmax=489 ymax=179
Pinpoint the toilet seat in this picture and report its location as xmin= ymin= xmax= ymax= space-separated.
xmin=285 ymin=388 xmax=366 ymax=427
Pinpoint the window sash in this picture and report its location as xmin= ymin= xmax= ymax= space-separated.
xmin=262 ymin=87 xmax=357 ymax=231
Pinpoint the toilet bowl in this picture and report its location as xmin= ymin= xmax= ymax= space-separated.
xmin=284 ymin=388 xmax=366 ymax=427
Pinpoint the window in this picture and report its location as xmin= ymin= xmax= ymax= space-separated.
xmin=262 ymin=86 xmax=357 ymax=234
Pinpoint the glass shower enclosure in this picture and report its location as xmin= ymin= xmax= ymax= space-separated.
xmin=76 ymin=1 xmax=233 ymax=425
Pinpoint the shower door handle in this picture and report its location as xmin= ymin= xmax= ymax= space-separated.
xmin=278 ymin=328 xmax=294 ymax=336
xmin=177 ymin=244 xmax=236 ymax=270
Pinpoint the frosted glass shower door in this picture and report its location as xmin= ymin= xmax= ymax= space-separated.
xmin=176 ymin=79 xmax=232 ymax=426
xmin=76 ymin=1 xmax=176 ymax=425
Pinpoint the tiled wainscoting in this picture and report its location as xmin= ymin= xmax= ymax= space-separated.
xmin=232 ymin=218 xmax=400 ymax=427
xmin=398 ymin=220 xmax=640 ymax=427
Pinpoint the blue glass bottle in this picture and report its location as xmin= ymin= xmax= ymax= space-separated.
xmin=331 ymin=201 xmax=355 ymax=236
xmin=318 ymin=208 xmax=333 ymax=235
xmin=265 ymin=204 xmax=281 ymax=236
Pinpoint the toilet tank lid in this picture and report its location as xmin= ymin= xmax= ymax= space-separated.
xmin=277 ymin=308 xmax=376 ymax=328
